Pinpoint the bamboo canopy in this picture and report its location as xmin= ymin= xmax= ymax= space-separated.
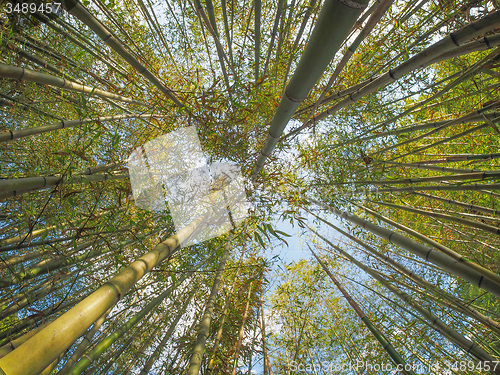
xmin=1 ymin=0 xmax=500 ymax=374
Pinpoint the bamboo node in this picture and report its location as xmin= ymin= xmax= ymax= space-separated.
xmin=336 ymin=0 xmax=368 ymax=10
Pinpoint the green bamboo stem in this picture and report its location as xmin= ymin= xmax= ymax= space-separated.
xmin=281 ymin=0 xmax=319 ymax=87
xmin=309 ymin=199 xmax=500 ymax=298
xmin=341 ymin=106 xmax=500 ymax=148
xmin=390 ymin=118 xmax=498 ymax=161
xmin=206 ymin=249 xmax=245 ymax=373
xmin=261 ymin=290 xmax=271 ymax=375
xmin=0 ymin=214 xmax=204 ymax=375
xmin=65 ymin=270 xmax=197 ymax=375
xmin=0 ymin=63 xmax=144 ymax=105
xmin=138 ymin=291 xmax=194 ymax=375
xmin=252 ymin=0 xmax=369 ymax=178
xmin=305 ymin=208 xmax=500 ymax=334
xmin=348 ymin=170 xmax=500 ymax=186
xmin=262 ymin=0 xmax=285 ymax=77
xmin=374 ymin=201 xmax=500 ymax=236
xmin=0 ymin=114 xmax=160 ymax=142
xmin=254 ymin=0 xmax=261 ymax=82
xmin=230 ymin=281 xmax=253 ymax=375
xmin=299 ymin=0 xmax=393 ymax=128
xmin=285 ymin=11 xmax=500 ymax=138
xmin=375 ymin=160 xmax=484 ymax=174
xmin=186 ymin=236 xmax=232 ymax=375
xmin=0 ymin=324 xmax=48 ymax=359
xmin=193 ymin=0 xmax=233 ymax=92
xmin=311 ymin=230 xmax=500 ymax=369
xmin=353 ymin=202 xmax=500 ymax=285
xmin=0 ymin=271 xmax=76 ymax=321
xmin=407 ymin=152 xmax=500 ymax=165
xmin=310 ymin=246 xmax=416 ymax=375
xmin=59 ymin=0 xmax=186 ymax=108
xmin=373 ymin=182 xmax=500 ymax=193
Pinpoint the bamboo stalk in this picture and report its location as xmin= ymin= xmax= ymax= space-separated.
xmin=310 ymin=246 xmax=416 ymax=375
xmin=305 ymin=209 xmax=500 ymax=335
xmin=186 ymin=235 xmax=232 ymax=375
xmin=374 ymin=201 xmax=500 ymax=236
xmin=59 ymin=0 xmax=186 ymax=108
xmin=252 ymin=0 xmax=369 ymax=178
xmin=309 ymin=198 xmax=500 ymax=298
xmin=0 ymin=214 xmax=205 ymax=375
xmin=311 ymin=230 xmax=500 ymax=369
xmin=0 ymin=63 xmax=144 ymax=105
xmin=285 ymin=11 xmax=500 ymax=138
xmin=0 ymin=114 xmax=161 ymax=142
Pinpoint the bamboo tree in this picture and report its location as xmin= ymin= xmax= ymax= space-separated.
xmin=0 ymin=114 xmax=161 ymax=142
xmin=186 ymin=235 xmax=232 ymax=375
xmin=252 ymin=0 xmax=369 ymax=178
xmin=230 ymin=281 xmax=253 ymax=375
xmin=310 ymin=230 xmax=500 ymax=370
xmin=285 ymin=11 xmax=500 ymax=138
xmin=308 ymin=199 xmax=500 ymax=298
xmin=0 ymin=63 xmax=144 ymax=105
xmin=0 ymin=214 xmax=204 ymax=375
xmin=310 ymin=246 xmax=417 ymax=375
xmin=59 ymin=0 xmax=186 ymax=108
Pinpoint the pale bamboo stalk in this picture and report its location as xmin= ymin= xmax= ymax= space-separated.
xmin=286 ymin=11 xmax=500 ymax=138
xmin=300 ymin=0 xmax=393 ymax=128
xmin=186 ymin=236 xmax=232 ymax=375
xmin=375 ymin=160 xmax=484 ymax=174
xmin=0 ymin=114 xmax=160 ymax=142
xmin=309 ymin=199 xmax=500 ymax=298
xmin=0 ymin=63 xmax=144 ymax=105
xmin=0 ymin=214 xmax=204 ymax=375
xmin=252 ymin=0 xmax=369 ymax=178
xmin=373 ymin=182 xmax=500 ymax=193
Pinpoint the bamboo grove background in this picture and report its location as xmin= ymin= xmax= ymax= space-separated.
xmin=0 ymin=0 xmax=500 ymax=373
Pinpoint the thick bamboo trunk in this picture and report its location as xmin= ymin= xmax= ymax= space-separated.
xmin=0 ymin=214 xmax=204 ymax=375
xmin=252 ymin=0 xmax=369 ymax=178
xmin=286 ymin=11 xmax=500 ymax=138
xmin=309 ymin=199 xmax=500 ymax=298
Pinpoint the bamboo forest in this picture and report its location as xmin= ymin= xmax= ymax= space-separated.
xmin=1 ymin=0 xmax=500 ymax=373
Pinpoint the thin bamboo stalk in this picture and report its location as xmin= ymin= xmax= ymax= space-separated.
xmin=59 ymin=0 xmax=186 ymax=108
xmin=311 ymin=230 xmax=500 ymax=369
xmin=0 ymin=63 xmax=144 ymax=105
xmin=186 ymin=236 xmax=232 ymax=375
xmin=0 ymin=114 xmax=161 ymax=142
xmin=310 ymin=246 xmax=416 ymax=375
